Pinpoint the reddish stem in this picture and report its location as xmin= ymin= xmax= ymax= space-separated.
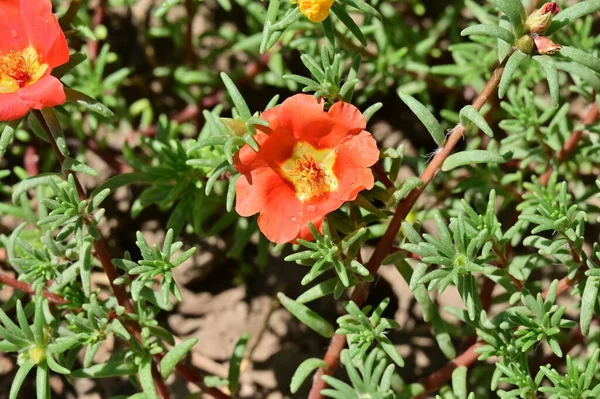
xmin=542 ymin=268 xmax=585 ymax=300
xmin=0 ymin=273 xmax=69 ymax=305
xmin=373 ymin=161 xmax=394 ymax=189
xmin=413 ymin=343 xmax=483 ymax=399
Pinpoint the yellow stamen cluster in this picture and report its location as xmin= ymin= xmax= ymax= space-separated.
xmin=281 ymin=142 xmax=338 ymax=201
xmin=0 ymin=46 xmax=47 ymax=94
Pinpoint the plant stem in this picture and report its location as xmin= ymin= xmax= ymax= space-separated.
xmin=0 ymin=273 xmax=68 ymax=305
xmin=307 ymin=49 xmax=514 ymax=399
xmin=413 ymin=343 xmax=483 ymax=399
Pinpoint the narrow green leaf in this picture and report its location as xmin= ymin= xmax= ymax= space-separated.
xmin=268 ymin=8 xmax=302 ymax=32
xmin=47 ymin=355 xmax=71 ymax=375
xmin=62 ymin=157 xmax=98 ymax=177
xmin=584 ymin=349 xmax=600 ymax=388
xmin=226 ymin=173 xmax=240 ymax=213
xmin=452 ymin=367 xmax=468 ymax=399
xmin=330 ymin=3 xmax=367 ymax=46
xmin=47 ymin=336 xmax=79 ymax=354
xmin=460 ymin=24 xmax=515 ymax=44
xmin=291 ymin=358 xmax=328 ymax=394
xmin=221 ymin=73 xmax=252 ymax=121
xmin=9 ymin=359 xmax=34 ymax=399
xmin=39 ymin=108 xmax=69 ymax=157
xmin=459 ymin=105 xmax=494 ymax=137
xmin=397 ymin=91 xmax=445 ymax=146
xmin=36 ymin=361 xmax=49 ymax=399
xmin=363 ymin=102 xmax=382 ymax=123
xmin=278 ymin=293 xmax=334 ymax=338
xmin=534 ymin=56 xmax=559 ymax=107
xmin=139 ymin=357 xmax=159 ymax=399
xmin=160 ymin=338 xmax=199 ymax=379
xmin=559 ymin=46 xmax=600 ymax=75
xmin=228 ymin=332 xmax=250 ymax=396
xmin=32 ymin=295 xmax=45 ymax=346
xmin=580 ymin=277 xmax=600 ymax=336
xmin=377 ymin=335 xmax=404 ymax=367
xmin=0 ymin=119 xmax=22 ymax=157
xmin=499 ymin=50 xmax=527 ymax=98
xmin=0 ymin=307 xmax=27 ymax=341
xmin=15 ymin=301 xmax=33 ymax=342
xmin=64 ymin=87 xmax=114 ymax=118
xmin=442 ymin=150 xmax=507 ymax=172
xmin=296 ymin=278 xmax=338 ymax=304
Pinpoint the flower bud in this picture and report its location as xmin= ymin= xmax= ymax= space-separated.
xmin=516 ymin=35 xmax=534 ymax=54
xmin=526 ymin=2 xmax=560 ymax=34
xmin=221 ymin=118 xmax=248 ymax=136
xmin=533 ymin=34 xmax=562 ymax=55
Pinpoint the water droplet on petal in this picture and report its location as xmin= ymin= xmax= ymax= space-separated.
xmin=291 ymin=216 xmax=297 ymax=222
xmin=11 ymin=30 xmax=17 ymax=37
xmin=306 ymin=205 xmax=316 ymax=212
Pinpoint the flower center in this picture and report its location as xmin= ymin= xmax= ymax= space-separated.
xmin=281 ymin=142 xmax=338 ymax=202
xmin=0 ymin=46 xmax=48 ymax=94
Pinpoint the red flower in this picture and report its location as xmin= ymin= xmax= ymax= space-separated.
xmin=234 ymin=94 xmax=380 ymax=244
xmin=0 ymin=0 xmax=70 ymax=121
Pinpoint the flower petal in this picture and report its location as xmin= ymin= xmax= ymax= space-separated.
xmin=19 ymin=0 xmax=69 ymax=68
xmin=236 ymin=166 xmax=290 ymax=217
xmin=18 ymin=75 xmax=66 ymax=109
xmin=0 ymin=0 xmax=28 ymax=54
xmin=0 ymin=91 xmax=30 ymax=121
xmin=257 ymin=183 xmax=304 ymax=244
xmin=257 ymin=103 xmax=282 ymax=134
xmin=277 ymin=94 xmax=333 ymax=148
xmin=296 ymin=197 xmax=345 ymax=241
xmin=234 ymin=131 xmax=296 ymax=174
xmin=333 ymin=130 xmax=379 ymax=201
xmin=322 ymin=100 xmax=367 ymax=147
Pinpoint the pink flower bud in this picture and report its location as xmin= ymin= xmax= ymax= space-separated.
xmin=526 ymin=2 xmax=560 ymax=34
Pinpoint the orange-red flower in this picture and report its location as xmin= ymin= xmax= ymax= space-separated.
xmin=234 ymin=94 xmax=379 ymax=244
xmin=0 ymin=0 xmax=70 ymax=121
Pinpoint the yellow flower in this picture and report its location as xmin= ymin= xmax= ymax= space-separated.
xmin=297 ymin=0 xmax=335 ymax=23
